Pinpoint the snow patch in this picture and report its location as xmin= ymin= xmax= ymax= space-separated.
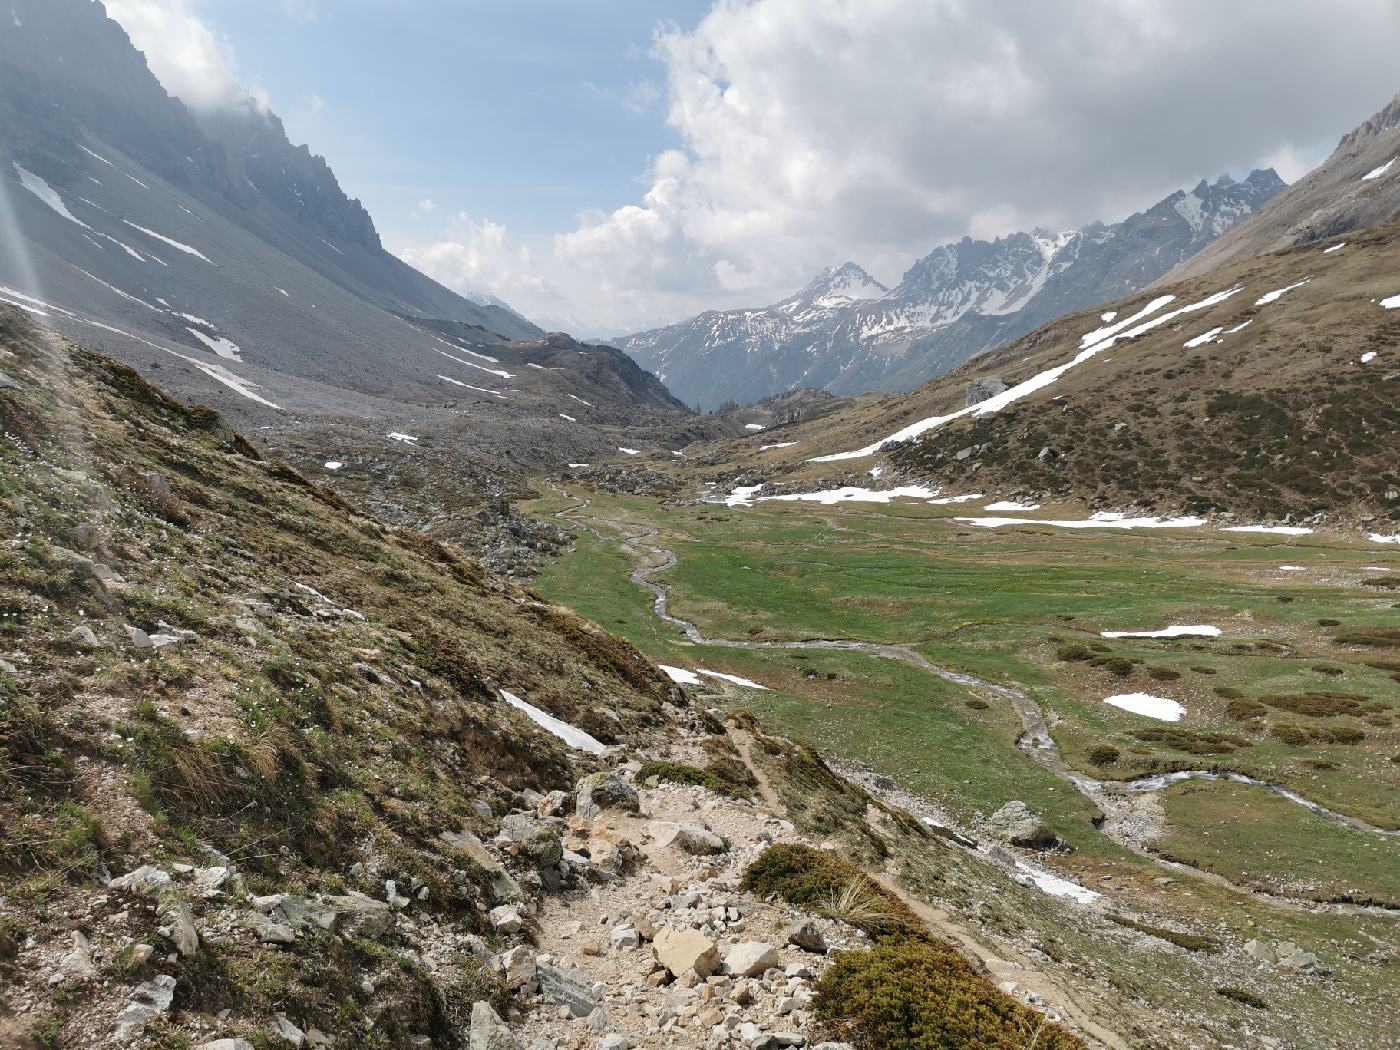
xmin=567 ymin=394 xmax=593 ymax=407
xmin=559 ymin=413 xmax=576 ymax=422
xmin=14 ymin=165 xmax=90 ymax=229
xmin=697 ymin=669 xmax=769 ymax=690
xmin=729 ymin=485 xmax=941 ymax=507
xmin=1222 ymin=525 xmax=1313 ymax=536
xmin=954 ymin=512 xmax=1205 ymax=531
xmin=1360 ymin=351 xmax=1377 ymax=363
xmin=984 ymin=500 xmax=1041 ymax=512
xmin=1183 ymin=327 xmax=1223 ymax=349
xmin=1104 ymin=693 xmax=1186 ymax=722
xmin=1362 ymin=158 xmax=1395 ymax=181
xmin=1100 ymin=625 xmax=1221 ymax=639
xmin=439 ymin=375 xmax=508 ymax=399
xmin=744 ymin=423 xmax=764 ymax=430
xmin=1254 ymin=278 xmax=1310 ymax=306
xmin=122 ymin=222 xmax=212 ymax=263
xmin=1323 ymin=243 xmax=1346 ymax=254
xmin=1367 ymin=533 xmax=1400 ymax=545
xmin=1099 ymin=311 xmax=1117 ymax=323
xmin=617 ymin=447 xmax=641 ymax=456
xmin=324 ymin=462 xmax=343 ymax=471
xmin=387 ymin=432 xmax=420 ymax=445
xmin=186 ymin=327 xmax=242 ymax=362
xmin=1010 ymin=860 xmax=1101 ymax=904
xmin=1383 ymin=295 xmax=1400 ymax=310
xmin=759 ymin=441 xmax=798 ymax=451
xmin=499 ymin=689 xmax=605 ymax=755
xmin=432 ymin=346 xmax=513 ymax=379
xmin=658 ymin=665 xmax=702 ymax=686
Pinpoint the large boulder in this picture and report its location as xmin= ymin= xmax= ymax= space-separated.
xmin=966 ymin=376 xmax=1009 ymax=406
xmin=784 ymin=918 xmax=827 ymax=954
xmin=575 ymin=771 xmax=639 ymax=821
xmin=653 ymin=927 xmax=721 ymax=979
xmin=537 ymin=961 xmax=600 ymax=1018
xmin=724 ymin=942 xmax=780 ymax=978
xmin=439 ymin=829 xmax=522 ymax=901
xmin=982 ymin=801 xmax=1062 ymax=850
xmin=469 ymin=1001 xmax=520 ymax=1050
xmin=653 ymin=822 xmax=727 ymax=855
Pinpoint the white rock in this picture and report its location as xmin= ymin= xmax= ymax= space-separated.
xmin=490 ymin=904 xmax=525 ymax=934
xmin=724 ymin=942 xmax=780 ymax=979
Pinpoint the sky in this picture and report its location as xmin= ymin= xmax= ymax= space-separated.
xmin=104 ymin=0 xmax=1400 ymax=336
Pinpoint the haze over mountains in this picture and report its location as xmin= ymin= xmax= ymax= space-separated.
xmin=621 ymin=171 xmax=1284 ymax=410
xmin=0 ymin=0 xmax=691 ymax=459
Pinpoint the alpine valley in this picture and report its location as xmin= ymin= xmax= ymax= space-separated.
xmin=2 ymin=5 xmax=1399 ymax=1050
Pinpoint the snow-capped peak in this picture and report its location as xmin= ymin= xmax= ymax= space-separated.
xmin=790 ymin=262 xmax=889 ymax=309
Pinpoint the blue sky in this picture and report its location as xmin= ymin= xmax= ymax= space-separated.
xmin=110 ymin=1 xmax=1400 ymax=334
xmin=195 ymin=0 xmax=710 ymax=245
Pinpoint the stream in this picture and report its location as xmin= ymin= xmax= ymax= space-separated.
xmin=553 ymin=490 xmax=1399 ymax=911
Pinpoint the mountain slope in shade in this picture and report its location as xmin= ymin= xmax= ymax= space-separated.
xmin=622 ymin=172 xmax=1283 ymax=410
xmin=1167 ymin=92 xmax=1400 ymax=283
xmin=0 ymin=0 xmax=630 ymax=432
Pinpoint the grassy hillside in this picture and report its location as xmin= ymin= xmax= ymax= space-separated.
xmin=0 ymin=307 xmax=674 ymax=1045
xmin=702 ymin=221 xmax=1400 ymax=521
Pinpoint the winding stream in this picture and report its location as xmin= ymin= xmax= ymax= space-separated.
xmin=553 ymin=491 xmax=1399 ymax=909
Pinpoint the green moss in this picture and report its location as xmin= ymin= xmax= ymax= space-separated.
xmin=1216 ymin=987 xmax=1268 ymax=1010
xmin=1106 ymin=914 xmax=1219 ymax=952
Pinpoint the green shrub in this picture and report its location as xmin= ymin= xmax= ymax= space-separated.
xmin=1106 ymin=914 xmax=1218 ymax=952
xmin=1132 ymin=728 xmax=1248 ymax=755
xmin=1334 ymin=627 xmax=1400 ymax=648
xmin=635 ymin=760 xmax=752 ymax=799
xmin=1216 ymin=987 xmax=1268 ymax=1010
xmin=740 ymin=844 xmax=922 ymax=942
xmin=1257 ymin=692 xmax=1375 ymax=717
xmin=1225 ymin=698 xmax=1267 ymax=720
xmin=814 ymin=940 xmax=1085 ymax=1050
xmin=1213 ymin=686 xmax=1244 ymax=700
xmin=1055 ymin=644 xmax=1093 ymax=662
xmin=1090 ymin=656 xmax=1135 ymax=678
xmin=1147 ymin=667 xmax=1181 ymax=681
xmin=1087 ymin=744 xmax=1120 ymax=766
xmin=1317 ymin=618 xmax=1341 ymax=627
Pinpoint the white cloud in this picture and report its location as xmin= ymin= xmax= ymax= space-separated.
xmin=537 ymin=0 xmax=1400 ymax=333
xmin=104 ymin=0 xmax=264 ymax=112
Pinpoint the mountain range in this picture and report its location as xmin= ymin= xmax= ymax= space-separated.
xmin=621 ymin=170 xmax=1284 ymax=410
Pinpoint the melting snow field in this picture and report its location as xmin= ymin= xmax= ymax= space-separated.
xmin=439 ymin=375 xmax=508 ymax=399
xmin=500 ymin=689 xmax=605 ymax=755
xmin=1100 ymin=625 xmax=1221 ymax=640
xmin=387 ymin=432 xmax=419 ymax=444
xmin=745 ymin=423 xmax=764 ymax=430
xmin=726 ymin=485 xmax=942 ymax=507
xmin=1254 ymin=278 xmax=1311 ymax=306
xmin=324 ymin=461 xmax=343 ymax=471
xmin=811 ymin=285 xmax=1242 ymax=462
xmin=122 ymin=221 xmax=213 ymax=263
xmin=1104 ymin=693 xmax=1186 ymax=722
xmin=1361 ymin=351 xmax=1377 ymax=363
xmin=1183 ymin=327 xmax=1223 ymax=348
xmin=954 ymin=512 xmax=1206 ymax=531
xmin=984 ymin=500 xmax=1041 ymax=512
xmin=186 ymin=327 xmax=242 ymax=361
xmin=1222 ymin=525 xmax=1313 ymax=536
xmin=1381 ymin=295 xmax=1400 ymax=310
xmin=1011 ymin=860 xmax=1102 ymax=904
xmin=759 ymin=441 xmax=798 ymax=451
xmin=433 ymin=346 xmax=513 ymax=379
xmin=559 ymin=413 xmax=576 ymax=422
xmin=1363 ymin=158 xmax=1395 ymax=180
xmin=658 ymin=665 xmax=702 ymax=686
xmin=1323 ymin=242 xmax=1347 ymax=254
xmin=15 ymin=164 xmax=90 ymax=229
xmin=697 ymin=669 xmax=769 ymax=690
xmin=617 ymin=447 xmax=641 ymax=456
xmin=1368 ymin=533 xmax=1400 ymax=545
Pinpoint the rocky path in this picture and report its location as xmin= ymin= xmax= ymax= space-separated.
xmin=552 ymin=490 xmax=1399 ymax=912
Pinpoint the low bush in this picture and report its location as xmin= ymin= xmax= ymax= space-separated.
xmin=1271 ymin=723 xmax=1365 ymax=746
xmin=1087 ymin=743 xmax=1120 ymax=766
xmin=1361 ymin=575 xmax=1400 ymax=590
xmin=1225 ymin=698 xmax=1267 ymax=720
xmin=1334 ymin=627 xmax=1400 ymax=648
xmin=1147 ymin=667 xmax=1181 ymax=681
xmin=1132 ymin=728 xmax=1249 ymax=755
xmin=813 ymin=940 xmax=1085 ymax=1049
xmin=1317 ymin=618 xmax=1342 ymax=627
xmin=1055 ymin=644 xmax=1093 ymax=662
xmin=635 ymin=760 xmax=752 ymax=799
xmin=1215 ymin=987 xmax=1268 ymax=1010
xmin=1257 ymin=692 xmax=1377 ymax=718
xmin=741 ymin=844 xmax=922 ymax=942
xmin=1090 ymin=656 xmax=1135 ymax=678
xmin=1213 ymin=686 xmax=1244 ymax=700
xmin=1106 ymin=914 xmax=1218 ymax=952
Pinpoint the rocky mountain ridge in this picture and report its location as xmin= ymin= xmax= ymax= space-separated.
xmin=621 ymin=171 xmax=1284 ymax=410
